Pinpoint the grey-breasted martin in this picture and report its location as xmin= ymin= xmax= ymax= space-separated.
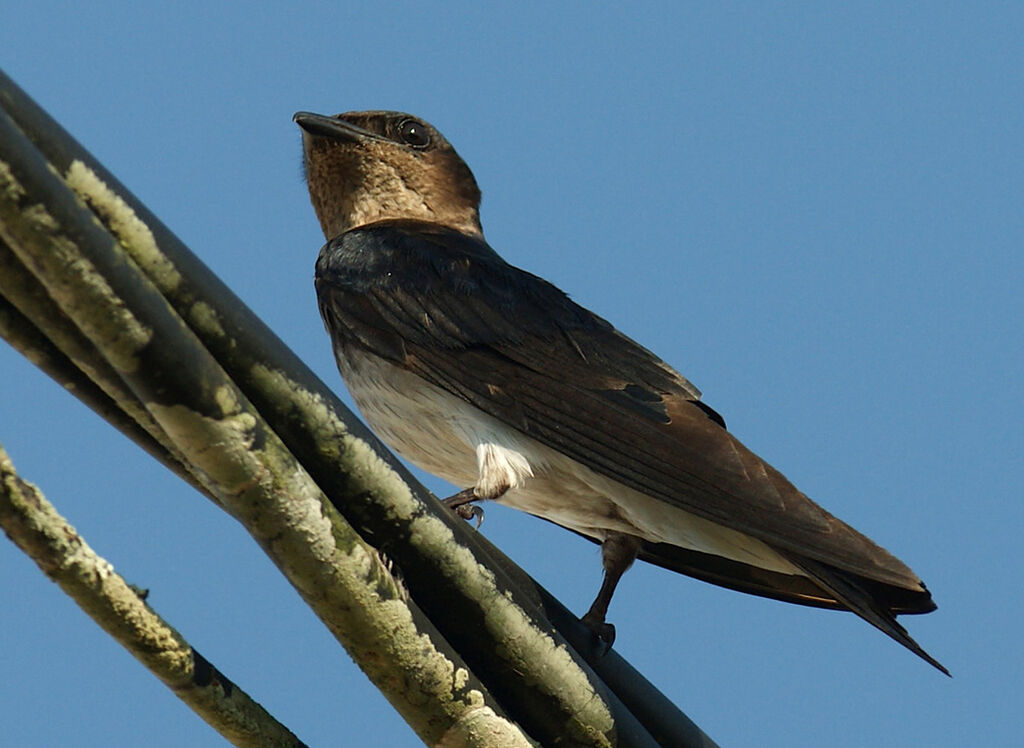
xmin=294 ymin=109 xmax=946 ymax=674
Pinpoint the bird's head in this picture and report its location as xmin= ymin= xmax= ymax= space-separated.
xmin=294 ymin=110 xmax=483 ymax=239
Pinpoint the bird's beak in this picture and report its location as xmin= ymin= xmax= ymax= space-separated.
xmin=293 ymin=111 xmax=378 ymax=143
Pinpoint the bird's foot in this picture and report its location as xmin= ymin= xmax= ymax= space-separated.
xmin=453 ymin=504 xmax=484 ymax=527
xmin=442 ymin=488 xmax=484 ymax=528
xmin=581 ymin=611 xmax=616 ymax=655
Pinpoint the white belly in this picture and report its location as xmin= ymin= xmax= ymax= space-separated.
xmin=336 ymin=348 xmax=801 ymax=575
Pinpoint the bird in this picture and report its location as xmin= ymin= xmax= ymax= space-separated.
xmin=294 ymin=109 xmax=947 ymax=675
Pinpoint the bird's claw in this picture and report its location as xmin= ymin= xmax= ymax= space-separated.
xmin=442 ymin=489 xmax=485 ymax=528
xmin=581 ymin=613 xmax=616 ymax=655
xmin=454 ymin=503 xmax=484 ymax=528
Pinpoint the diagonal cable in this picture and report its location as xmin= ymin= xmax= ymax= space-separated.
xmin=0 ymin=68 xmax=718 ymax=748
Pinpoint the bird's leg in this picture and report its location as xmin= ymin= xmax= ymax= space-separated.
xmin=442 ymin=482 xmax=508 ymax=528
xmin=581 ymin=532 xmax=642 ymax=649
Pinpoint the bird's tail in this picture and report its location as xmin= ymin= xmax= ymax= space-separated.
xmin=783 ymin=553 xmax=949 ymax=676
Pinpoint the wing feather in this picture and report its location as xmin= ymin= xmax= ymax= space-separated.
xmin=316 ymin=221 xmax=931 ymax=596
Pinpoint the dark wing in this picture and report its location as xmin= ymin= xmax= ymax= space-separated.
xmin=316 ymin=221 xmax=936 ymax=608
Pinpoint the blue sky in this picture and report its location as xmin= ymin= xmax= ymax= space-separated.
xmin=1 ymin=3 xmax=1020 ymax=746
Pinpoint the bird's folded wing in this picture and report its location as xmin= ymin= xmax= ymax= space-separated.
xmin=316 ymin=221 xmax=926 ymax=592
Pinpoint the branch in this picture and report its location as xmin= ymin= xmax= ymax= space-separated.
xmin=0 ymin=256 xmax=215 ymax=501
xmin=0 ymin=82 xmax=531 ymax=748
xmin=0 ymin=443 xmax=307 ymax=747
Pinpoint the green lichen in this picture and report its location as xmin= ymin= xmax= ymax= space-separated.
xmin=65 ymin=160 xmax=182 ymax=293
xmin=187 ymin=300 xmax=227 ymax=339
xmin=0 ymin=161 xmax=153 ymax=374
xmin=0 ymin=160 xmax=26 ymax=202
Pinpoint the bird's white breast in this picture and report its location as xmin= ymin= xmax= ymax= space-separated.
xmin=335 ymin=347 xmax=800 ymax=576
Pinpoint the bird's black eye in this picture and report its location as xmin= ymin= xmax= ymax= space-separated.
xmin=397 ymin=118 xmax=430 ymax=148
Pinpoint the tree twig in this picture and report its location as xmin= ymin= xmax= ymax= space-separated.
xmin=0 ymin=443 xmax=308 ymax=748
